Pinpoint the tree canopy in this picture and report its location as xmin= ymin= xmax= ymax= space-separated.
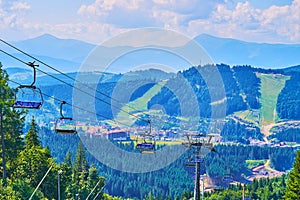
xmin=284 ymin=150 xmax=300 ymax=199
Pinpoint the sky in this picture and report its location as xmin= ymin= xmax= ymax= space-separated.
xmin=0 ymin=0 xmax=299 ymax=44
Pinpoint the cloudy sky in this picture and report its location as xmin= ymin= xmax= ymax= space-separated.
xmin=0 ymin=0 xmax=299 ymax=44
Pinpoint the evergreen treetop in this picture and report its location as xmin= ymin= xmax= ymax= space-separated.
xmin=284 ymin=150 xmax=300 ymax=199
xmin=25 ymin=116 xmax=41 ymax=148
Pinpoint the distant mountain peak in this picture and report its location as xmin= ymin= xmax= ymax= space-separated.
xmin=29 ymin=33 xmax=59 ymax=41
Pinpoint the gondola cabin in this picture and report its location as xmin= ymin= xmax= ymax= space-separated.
xmin=136 ymin=142 xmax=155 ymax=154
xmin=55 ymin=117 xmax=77 ymax=134
xmin=55 ymin=101 xmax=77 ymax=134
xmin=185 ymin=157 xmax=203 ymax=167
xmin=13 ymin=86 xmax=43 ymax=109
xmin=222 ymin=174 xmax=234 ymax=183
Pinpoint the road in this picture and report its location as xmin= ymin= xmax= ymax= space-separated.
xmin=261 ymin=120 xmax=300 ymax=143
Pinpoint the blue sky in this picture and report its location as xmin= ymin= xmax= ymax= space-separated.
xmin=0 ymin=0 xmax=299 ymax=44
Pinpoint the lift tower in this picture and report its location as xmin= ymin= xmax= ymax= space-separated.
xmin=182 ymin=133 xmax=219 ymax=200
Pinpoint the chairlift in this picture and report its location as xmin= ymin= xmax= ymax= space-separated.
xmin=213 ymin=186 xmax=224 ymax=191
xmin=13 ymin=61 xmax=43 ymax=109
xmin=136 ymin=120 xmax=155 ymax=154
xmin=185 ymin=162 xmax=196 ymax=167
xmin=222 ymin=174 xmax=234 ymax=183
xmin=136 ymin=142 xmax=155 ymax=154
xmin=55 ymin=101 xmax=77 ymax=134
xmin=185 ymin=154 xmax=204 ymax=167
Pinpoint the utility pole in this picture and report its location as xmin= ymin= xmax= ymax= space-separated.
xmin=242 ymin=183 xmax=245 ymax=200
xmin=194 ymin=158 xmax=201 ymax=200
xmin=202 ymin=176 xmax=205 ymax=200
xmin=58 ymin=170 xmax=62 ymax=200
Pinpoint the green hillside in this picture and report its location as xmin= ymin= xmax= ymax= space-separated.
xmin=257 ymin=73 xmax=290 ymax=125
xmin=115 ymin=81 xmax=166 ymax=124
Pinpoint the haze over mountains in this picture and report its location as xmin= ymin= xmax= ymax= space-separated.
xmin=1 ymin=33 xmax=300 ymax=73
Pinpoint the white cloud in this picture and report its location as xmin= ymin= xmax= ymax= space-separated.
xmin=0 ymin=1 xmax=18 ymax=29
xmin=1 ymin=0 xmax=300 ymax=44
xmin=78 ymin=0 xmax=157 ymax=28
xmin=20 ymin=21 xmax=126 ymax=44
xmin=78 ymin=0 xmax=144 ymax=17
xmin=77 ymin=0 xmax=224 ymax=29
xmin=10 ymin=2 xmax=30 ymax=11
xmin=186 ymin=0 xmax=300 ymax=43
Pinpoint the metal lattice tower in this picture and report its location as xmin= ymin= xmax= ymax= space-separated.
xmin=182 ymin=133 xmax=219 ymax=200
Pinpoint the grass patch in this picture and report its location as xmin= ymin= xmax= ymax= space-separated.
xmin=246 ymin=159 xmax=267 ymax=169
xmin=234 ymin=109 xmax=260 ymax=125
xmin=257 ymin=73 xmax=290 ymax=126
xmin=116 ymin=81 xmax=166 ymax=123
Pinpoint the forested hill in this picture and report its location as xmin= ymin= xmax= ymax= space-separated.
xmin=149 ymin=64 xmax=261 ymax=117
xmin=4 ymin=63 xmax=300 ymax=199
xmin=7 ymin=64 xmax=300 ymax=122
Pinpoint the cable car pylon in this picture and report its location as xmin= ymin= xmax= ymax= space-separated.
xmin=182 ymin=133 xmax=219 ymax=200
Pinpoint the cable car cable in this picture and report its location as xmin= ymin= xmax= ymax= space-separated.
xmin=1 ymin=46 xmax=199 ymax=131
xmin=0 ymin=49 xmax=148 ymax=123
xmin=8 ymin=79 xmax=132 ymax=128
xmin=0 ymin=40 xmax=151 ymax=119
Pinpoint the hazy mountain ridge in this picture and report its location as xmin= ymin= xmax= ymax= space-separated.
xmin=2 ymin=33 xmax=300 ymax=73
xmin=195 ymin=34 xmax=300 ymax=68
xmin=5 ymin=67 xmax=174 ymax=86
xmin=12 ymin=34 xmax=95 ymax=63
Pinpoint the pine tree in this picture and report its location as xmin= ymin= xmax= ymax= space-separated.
xmin=88 ymin=164 xmax=99 ymax=187
xmin=60 ymin=151 xmax=73 ymax=200
xmin=0 ymin=64 xmax=25 ymax=179
xmin=64 ymin=151 xmax=72 ymax=167
xmin=14 ymin=116 xmax=57 ymax=199
xmin=0 ymin=179 xmax=19 ymax=200
xmin=66 ymin=141 xmax=90 ymax=199
xmin=284 ymin=150 xmax=300 ymax=199
xmin=73 ymin=141 xmax=89 ymax=183
xmin=25 ymin=116 xmax=41 ymax=148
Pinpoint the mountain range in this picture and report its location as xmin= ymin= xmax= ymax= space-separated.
xmin=1 ymin=33 xmax=300 ymax=73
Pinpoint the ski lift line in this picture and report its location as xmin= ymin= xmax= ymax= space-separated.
xmin=0 ymin=40 xmax=150 ymax=118
xmin=10 ymin=74 xmax=214 ymax=137
xmin=0 ymin=49 xmax=39 ymax=87
xmin=0 ymin=49 xmax=147 ymax=124
xmin=1 ymin=48 xmax=176 ymax=130
xmin=36 ymin=68 xmax=146 ymax=122
xmin=8 ymin=79 xmax=132 ymax=128
xmin=1 ymin=48 xmax=204 ymax=131
xmin=0 ymin=49 xmax=29 ymax=65
xmin=1 ymin=43 xmax=176 ymax=129
xmin=1 ymin=48 xmax=179 ymax=130
xmin=40 ymin=89 xmax=132 ymax=128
